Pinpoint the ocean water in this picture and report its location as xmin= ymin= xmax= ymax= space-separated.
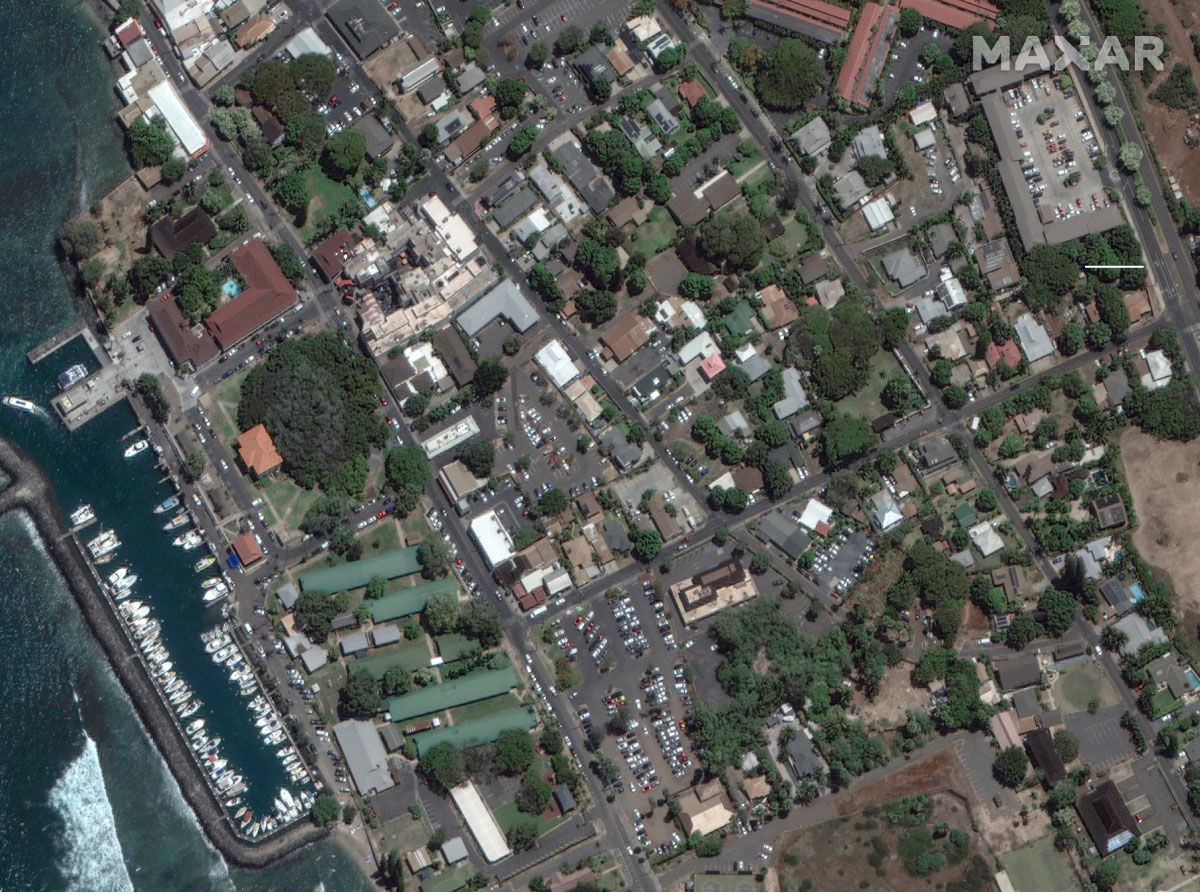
xmin=0 ymin=0 xmax=368 ymax=888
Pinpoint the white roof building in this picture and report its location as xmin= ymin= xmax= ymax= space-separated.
xmin=147 ymin=81 xmax=210 ymax=158
xmin=333 ymin=720 xmax=394 ymax=794
xmin=909 ymin=101 xmax=938 ymax=126
xmin=1015 ymin=313 xmax=1054 ymax=362
xmin=403 ymin=342 xmax=448 ymax=384
xmin=159 ymin=0 xmax=215 ymax=33
xmin=450 ymin=782 xmax=511 ymax=863
xmin=1142 ymin=350 xmax=1172 ymax=390
xmin=861 ymin=197 xmax=894 ymax=231
xmin=913 ymin=128 xmax=936 ymax=150
xmin=534 ymin=340 xmax=581 ymax=388
xmin=870 ymin=490 xmax=903 ymax=530
xmin=285 ymin=26 xmax=332 ymax=58
xmin=421 ymin=416 xmax=481 ymax=458
xmin=936 ymin=269 xmax=968 ymax=311
xmin=420 ymin=194 xmax=478 ymax=261
xmin=798 ymin=498 xmax=833 ymax=532
xmin=969 ymin=521 xmax=1005 ymax=557
xmin=678 ymin=331 xmax=719 ymax=365
xmin=469 ymin=509 xmax=515 ymax=568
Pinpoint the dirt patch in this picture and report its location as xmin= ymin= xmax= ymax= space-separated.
xmin=777 ymin=789 xmax=994 ymax=892
xmin=855 ymin=663 xmax=930 ymax=729
xmin=1119 ymin=427 xmax=1200 ymax=638
xmin=70 ymin=176 xmax=152 ymax=282
xmin=1132 ymin=0 xmax=1200 ymax=205
xmin=832 ymin=748 xmax=966 ymax=815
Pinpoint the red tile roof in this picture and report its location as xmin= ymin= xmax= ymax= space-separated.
xmin=745 ymin=0 xmax=852 ymax=35
xmin=986 ymin=339 xmax=1021 ymax=369
xmin=899 ymin=0 xmax=998 ymax=29
xmin=469 ymin=95 xmax=497 ymax=121
xmin=232 ymin=532 xmax=263 ymax=566
xmin=678 ymin=80 xmax=706 ymax=108
xmin=699 ymin=353 xmax=726 ymax=381
xmin=205 ymin=239 xmax=296 ymax=350
xmin=114 ymin=18 xmax=143 ymax=45
xmin=835 ymin=3 xmax=898 ymax=108
xmin=148 ymin=294 xmax=220 ymax=369
xmin=236 ymin=423 xmax=283 ymax=478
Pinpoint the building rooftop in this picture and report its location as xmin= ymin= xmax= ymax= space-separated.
xmin=1015 ymin=313 xmax=1054 ymax=363
xmin=852 ymin=126 xmax=887 ymax=159
xmin=457 ymin=279 xmax=539 ymax=335
xmin=882 ymin=248 xmax=926 ymax=287
xmin=743 ymin=0 xmax=852 ymax=42
xmin=333 ymin=720 xmax=394 ymax=794
xmin=899 ymin=0 xmax=998 ymax=30
xmin=150 ymin=206 xmax=218 ymax=260
xmin=236 ymin=423 xmax=283 ymax=478
xmin=148 ymin=292 xmax=220 ymax=369
xmin=206 ymin=239 xmax=297 ymax=350
xmin=792 ymin=116 xmax=831 ymax=156
xmin=326 ymin=0 xmax=399 ymax=59
xmin=1077 ymin=781 xmax=1137 ymax=856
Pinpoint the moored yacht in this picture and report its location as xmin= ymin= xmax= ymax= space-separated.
xmin=162 ymin=513 xmax=188 ymax=531
xmin=194 ymin=555 xmax=216 ymax=572
xmin=123 ymin=439 xmax=149 ymax=459
xmin=154 ymin=495 xmax=181 ymax=514
xmin=173 ymin=530 xmax=202 ymax=549
xmin=70 ymin=504 xmax=95 ymax=526
xmin=3 ymin=396 xmax=37 ymax=413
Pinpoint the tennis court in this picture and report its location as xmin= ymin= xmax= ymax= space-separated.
xmin=1000 ymin=836 xmax=1079 ymax=891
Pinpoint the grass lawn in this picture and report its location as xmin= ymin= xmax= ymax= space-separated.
xmin=401 ymin=513 xmax=431 ymax=544
xmin=492 ymin=800 xmax=565 ymax=839
xmin=1051 ymin=663 xmax=1120 ymax=713
xmin=728 ymin=151 xmax=763 ymax=180
xmin=449 ymin=692 xmax=522 ymax=723
xmin=629 ymin=205 xmax=677 ymax=257
xmin=377 ymin=812 xmax=431 ymax=861
xmin=781 ymin=217 xmax=812 ymax=253
xmin=833 ymin=350 xmax=907 ymax=421
xmin=1149 ymin=689 xmax=1183 ymax=720
xmin=741 ymin=163 xmax=774 ymax=193
xmin=436 ymin=633 xmax=481 ymax=661
xmin=300 ymin=165 xmax=357 ymax=242
xmin=1000 ymin=836 xmax=1080 ymax=892
xmin=261 ymin=476 xmax=316 ymax=534
xmin=361 ymin=518 xmax=402 ymax=556
xmin=352 ymin=639 xmax=433 ymax=678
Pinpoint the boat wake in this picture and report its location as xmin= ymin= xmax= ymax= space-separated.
xmin=47 ymin=733 xmax=134 ymax=892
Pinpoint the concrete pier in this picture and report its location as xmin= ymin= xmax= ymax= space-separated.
xmin=0 ymin=437 xmax=330 ymax=868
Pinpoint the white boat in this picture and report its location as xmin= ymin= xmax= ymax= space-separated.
xmin=3 ymin=396 xmax=38 ymax=413
xmin=162 ymin=513 xmax=188 ymax=531
xmin=187 ymin=719 xmax=205 ymax=735
xmin=107 ymin=567 xmax=130 ymax=586
xmin=208 ymin=759 xmax=228 ymax=776
xmin=202 ymin=586 xmax=228 ymax=605
xmin=58 ymin=364 xmax=88 ymax=391
xmin=113 ymin=587 xmax=134 ymax=601
xmin=125 ymin=605 xmax=150 ymax=622
xmin=276 ymin=746 xmax=295 ymax=759
xmin=156 ymin=662 xmax=173 ymax=677
xmin=170 ymin=689 xmax=192 ymax=706
xmin=154 ymin=495 xmax=181 ymax=514
xmin=205 ymin=636 xmax=231 ymax=654
xmin=200 ymin=577 xmax=225 ymax=590
xmin=217 ymin=774 xmax=242 ymax=792
xmin=110 ymin=573 xmax=138 ymax=592
xmin=179 ymin=699 xmax=202 ymax=718
xmin=280 ymin=789 xmax=296 ymax=811
xmin=173 ymin=530 xmax=202 ymax=549
xmin=124 ymin=439 xmax=149 ymax=459
xmin=248 ymin=821 xmax=260 ymax=837
xmin=255 ymin=714 xmax=277 ymax=728
xmin=226 ymin=780 xmax=246 ymax=797
xmin=87 ymin=529 xmax=119 ymax=557
xmin=211 ymin=645 xmax=235 ymax=663
xmin=194 ymin=555 xmax=216 ymax=572
xmin=264 ymin=730 xmax=285 ymax=745
xmin=273 ymin=798 xmax=287 ymax=815
xmin=70 ymin=504 xmax=95 ymax=526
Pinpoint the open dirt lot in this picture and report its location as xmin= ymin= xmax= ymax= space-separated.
xmin=1120 ymin=428 xmax=1200 ymax=641
xmin=854 ymin=663 xmax=929 ymax=728
xmin=70 ymin=176 xmax=151 ymax=285
xmin=1132 ymin=0 xmax=1200 ymax=206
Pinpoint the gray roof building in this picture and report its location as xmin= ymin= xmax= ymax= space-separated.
xmin=575 ymin=45 xmax=612 ymax=82
xmin=1104 ymin=368 xmax=1130 ymax=407
xmin=647 ymin=98 xmax=679 ymax=134
xmin=300 ymin=646 xmax=327 ymax=673
xmin=491 ymin=186 xmax=539 ymax=229
xmin=738 ymin=352 xmax=771 ymax=382
xmin=1112 ymin=613 xmax=1169 ymax=657
xmin=457 ymin=279 xmax=540 ymax=335
xmin=759 ymin=512 xmax=811 ymax=560
xmin=1098 ymin=579 xmax=1134 ymax=617
xmin=772 ymin=367 xmax=809 ymax=419
xmin=786 ymin=733 xmax=823 ymax=781
xmin=832 ymin=170 xmax=870 ymax=209
xmin=341 ymin=631 xmax=370 ymax=655
xmin=457 ymin=64 xmax=485 ymax=93
xmin=1015 ymin=313 xmax=1054 ymax=362
xmin=333 ymin=720 xmax=395 ymax=793
xmin=916 ymin=436 xmax=957 ymax=471
xmin=441 ymin=836 xmax=469 ymax=864
xmin=484 ymin=172 xmax=525 ymax=207
xmin=882 ymin=248 xmax=926 ymax=287
xmin=326 ymin=0 xmax=399 ymax=59
xmin=852 ymin=126 xmax=887 ymax=159
xmin=792 ymin=117 xmax=831 ymax=155
xmin=552 ymin=142 xmax=614 ymax=214
xmin=533 ymin=222 xmax=568 ymax=261
xmin=276 ymin=582 xmax=299 ymax=611
xmin=993 ymin=654 xmax=1043 ymax=691
xmin=352 ymin=115 xmax=394 ymax=159
xmin=603 ymin=522 xmax=632 ymax=553
xmin=434 ymin=108 xmax=472 ymax=144
xmin=372 ymin=624 xmax=401 ymax=647
xmin=553 ymin=782 xmax=577 ymax=813
xmin=601 ymin=430 xmax=644 ymax=470
xmin=380 ymin=723 xmax=404 ymax=752
xmin=332 ymin=611 xmax=357 ymax=631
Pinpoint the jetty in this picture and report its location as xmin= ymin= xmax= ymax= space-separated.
xmin=26 ymin=319 xmax=102 ymax=365
xmin=0 ymin=437 xmax=329 ymax=868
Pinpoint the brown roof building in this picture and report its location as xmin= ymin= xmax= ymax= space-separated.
xmin=670 ymin=558 xmax=758 ymax=624
xmin=236 ymin=423 xmax=283 ymax=478
xmin=606 ymin=45 xmax=634 ymax=77
xmin=758 ymin=283 xmax=799 ymax=329
xmin=148 ymin=293 xmax=220 ymax=370
xmin=252 ymin=106 xmax=285 ymax=145
xmin=205 ymin=239 xmax=297 ymax=349
xmin=647 ymin=493 xmax=681 ymax=541
xmin=150 ymin=206 xmax=218 ymax=260
xmin=232 ymin=531 xmax=264 ymax=566
xmin=677 ymin=80 xmax=705 ymax=108
xmin=576 ymin=491 xmax=602 ymax=522
xmin=311 ymin=229 xmax=357 ymax=281
xmin=235 ymin=12 xmax=275 ymax=47
xmin=599 ymin=311 xmax=654 ymax=362
xmin=431 ymin=327 xmax=477 ymax=387
xmin=677 ymin=781 xmax=735 ymax=837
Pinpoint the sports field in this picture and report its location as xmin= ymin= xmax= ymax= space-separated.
xmin=1000 ymin=836 xmax=1079 ymax=891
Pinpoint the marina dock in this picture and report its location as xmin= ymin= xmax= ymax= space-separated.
xmin=25 ymin=319 xmax=103 ymax=365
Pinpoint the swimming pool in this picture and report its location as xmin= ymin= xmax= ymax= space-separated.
xmin=1188 ymin=669 xmax=1200 ymax=690
xmin=221 ymin=278 xmax=241 ymax=299
xmin=1129 ymin=583 xmax=1146 ymax=603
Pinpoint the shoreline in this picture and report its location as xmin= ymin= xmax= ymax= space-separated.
xmin=0 ymin=434 xmax=331 ymax=869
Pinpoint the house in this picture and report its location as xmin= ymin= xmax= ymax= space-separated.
xmin=1146 ymin=655 xmax=1194 ymax=700
xmin=791 ymin=116 xmax=831 ymax=155
xmin=786 ymin=731 xmax=824 ymax=781
xmin=601 ymin=430 xmax=643 ymax=470
xmin=677 ymin=79 xmax=705 ymax=108
xmin=815 ymin=278 xmax=844 ymax=309
xmin=553 ymin=783 xmax=577 ymax=813
xmin=986 ymin=339 xmax=1021 ymax=369
xmin=333 ymin=720 xmax=395 ymax=794
xmin=647 ymin=493 xmax=681 ymax=541
xmin=1025 ymin=727 xmax=1066 ymax=787
xmin=647 ymin=98 xmax=678 ymax=134
xmin=353 ymin=115 xmax=394 ymax=160
xmin=1077 ymin=782 xmax=1137 ymax=856
xmin=599 ymin=311 xmax=654 ymax=362
xmin=869 ymin=490 xmax=903 ymax=530
xmin=234 ymin=12 xmax=274 ymax=47
xmin=772 ymin=368 xmax=809 ymax=419
xmin=797 ymin=498 xmax=833 ymax=534
xmin=993 ymin=654 xmax=1043 ymax=691
xmin=760 ymin=512 xmax=811 ymax=559
xmin=969 ymin=521 xmax=1004 ymax=557
xmin=698 ymin=353 xmax=726 ymax=382
xmin=677 ymin=781 xmax=735 ymax=837
xmin=150 ymin=206 xmax=218 ymax=260
xmin=853 ymin=126 xmax=887 ymax=159
xmin=603 ymin=522 xmax=632 ymax=554
xmin=205 ymin=239 xmax=297 ymax=350
xmin=915 ymin=437 xmax=957 ymax=472
xmin=575 ymin=45 xmax=613 ymax=83
xmin=607 ymin=44 xmax=635 ymax=77
xmin=882 ymin=248 xmax=926 ymax=287
xmin=275 ymin=582 xmax=299 ymax=611
xmin=832 ymin=170 xmax=871 ymax=209
xmin=1112 ymin=614 xmax=1169 ymax=657
xmin=1092 ymin=493 xmax=1127 ymax=529
xmin=1098 ymin=579 xmax=1134 ymax=618
xmin=236 ymin=423 xmax=283 ymax=479
xmin=861 ymin=197 xmax=894 ymax=231
xmin=1015 ymin=313 xmax=1054 ymax=362
xmin=551 ymin=141 xmax=614 ymax=214
xmin=440 ymin=837 xmax=469 ymax=865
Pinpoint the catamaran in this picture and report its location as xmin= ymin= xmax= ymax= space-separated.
xmin=2 ymin=396 xmax=37 ymax=413
xmin=154 ymin=495 xmax=181 ymax=514
xmin=123 ymin=439 xmax=149 ymax=459
xmin=70 ymin=504 xmax=95 ymax=526
xmin=87 ymin=529 xmax=120 ymax=558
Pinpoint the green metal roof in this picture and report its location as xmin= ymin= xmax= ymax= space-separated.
xmin=298 ymin=546 xmax=422 ymax=592
xmin=953 ymin=503 xmax=977 ymax=527
xmin=420 ymin=863 xmax=476 ymax=892
xmin=412 ymin=706 xmax=536 ymax=757
xmin=368 ymin=577 xmax=456 ymax=622
xmin=387 ymin=667 xmax=518 ymax=723
xmin=723 ymin=301 xmax=757 ymax=337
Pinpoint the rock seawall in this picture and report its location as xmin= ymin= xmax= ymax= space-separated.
xmin=0 ymin=436 xmax=329 ymax=868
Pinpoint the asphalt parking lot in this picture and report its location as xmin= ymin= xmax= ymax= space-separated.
xmin=882 ymin=29 xmax=952 ymax=106
xmin=809 ymin=530 xmax=874 ymax=597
